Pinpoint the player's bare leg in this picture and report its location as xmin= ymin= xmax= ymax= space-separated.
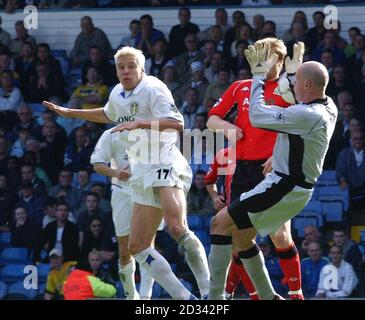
xmin=270 ymin=221 xmax=303 ymax=299
xmin=129 ymin=203 xmax=195 ymax=300
xmin=159 ymin=186 xmax=210 ymax=298
xmin=117 ymin=235 xmax=140 ymax=300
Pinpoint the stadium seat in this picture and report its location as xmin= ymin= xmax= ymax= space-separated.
xmin=0 ymin=248 xmax=29 ymax=265
xmin=51 ymin=50 xmax=67 ymax=60
xmin=292 ymin=216 xmax=319 ymax=238
xmin=187 ymin=215 xmax=203 ymax=230
xmin=0 ymin=281 xmax=7 ymax=299
xmin=115 ymin=281 xmax=125 ymax=298
xmin=0 ymin=264 xmax=28 ymax=283
xmin=316 ymin=170 xmax=338 ymax=186
xmin=37 ymin=264 xmax=51 ymax=282
xmin=303 ymin=200 xmax=322 ymax=213
xmin=5 ymin=281 xmax=38 ymax=300
xmin=0 ymin=232 xmax=11 ymax=249
xmin=98 ymin=0 xmax=112 ymax=6
xmin=317 ymin=186 xmax=349 ymax=210
xmin=152 ymin=282 xmax=162 ymax=298
xmin=35 ymin=282 xmax=46 ymax=300
xmin=321 ymin=202 xmax=343 ymax=222
xmin=299 ymin=211 xmax=323 ymax=227
xmin=204 ymin=244 xmax=210 ymax=255
xmin=195 ymin=230 xmax=209 ymax=246
xmin=361 ymin=230 xmax=365 ymax=242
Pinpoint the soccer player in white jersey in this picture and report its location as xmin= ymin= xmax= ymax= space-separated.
xmin=90 ymin=128 xmax=159 ymax=300
xmin=209 ymin=44 xmax=338 ymax=300
xmin=43 ymin=47 xmax=209 ymax=300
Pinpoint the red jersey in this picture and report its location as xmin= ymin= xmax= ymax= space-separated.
xmin=208 ymin=79 xmax=290 ymax=160
xmin=204 ymin=147 xmax=236 ymax=203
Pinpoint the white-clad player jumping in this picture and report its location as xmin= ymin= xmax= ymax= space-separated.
xmin=90 ymin=127 xmax=161 ymax=300
xmin=43 ymin=47 xmax=210 ymax=300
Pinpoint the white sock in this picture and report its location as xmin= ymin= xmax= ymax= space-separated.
xmin=134 ymin=247 xmax=194 ymax=300
xmin=119 ymin=259 xmax=140 ymax=300
xmin=139 ymin=265 xmax=154 ymax=300
xmin=178 ymin=231 xmax=210 ymax=297
xmin=239 ymin=247 xmax=276 ymax=300
xmin=208 ymin=243 xmax=232 ymax=299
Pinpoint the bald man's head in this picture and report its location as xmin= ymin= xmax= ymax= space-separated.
xmin=299 ymin=61 xmax=329 ymax=89
xmin=294 ymin=61 xmax=329 ymax=103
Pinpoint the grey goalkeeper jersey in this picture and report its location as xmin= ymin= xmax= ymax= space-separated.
xmin=250 ymin=75 xmax=338 ymax=185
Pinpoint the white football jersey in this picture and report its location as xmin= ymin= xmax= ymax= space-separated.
xmin=90 ymin=128 xmax=131 ymax=191
xmin=103 ymin=75 xmax=184 ymax=166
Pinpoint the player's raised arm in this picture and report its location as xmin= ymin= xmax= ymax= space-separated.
xmin=42 ymin=101 xmax=112 ymax=124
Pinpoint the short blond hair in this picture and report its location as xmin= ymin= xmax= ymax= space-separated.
xmin=255 ymin=37 xmax=287 ymax=63
xmin=114 ymin=46 xmax=145 ymax=70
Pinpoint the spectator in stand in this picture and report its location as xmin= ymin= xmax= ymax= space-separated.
xmin=75 ymin=169 xmax=92 ymax=204
xmin=180 ymin=87 xmax=206 ymax=130
xmin=301 ymin=241 xmax=329 ymax=298
xmin=203 ymin=68 xmax=231 ymax=107
xmin=223 ymin=10 xmax=246 ymax=60
xmin=14 ymin=41 xmax=37 ymax=93
xmin=345 ymin=27 xmax=361 ymax=58
xmin=321 ymin=49 xmax=334 ymax=76
xmin=236 ymin=66 xmax=252 ymax=80
xmin=230 ymin=24 xmax=253 ymax=58
xmin=8 ymin=205 xmax=38 ymax=250
xmin=20 ymin=163 xmax=47 ymax=197
xmin=201 ymin=40 xmax=217 ymax=69
xmin=331 ymin=228 xmax=363 ymax=275
xmin=35 ymin=43 xmax=65 ymax=89
xmin=39 ymin=120 xmax=68 ymax=184
xmin=282 ymin=11 xmax=308 ymax=44
xmin=0 ymin=136 xmax=9 ymax=173
xmin=3 ymin=156 xmax=21 ymax=193
xmin=0 ymin=70 xmax=24 ymax=129
xmin=198 ymin=8 xmax=230 ymax=42
xmin=80 ymin=219 xmax=117 ymax=263
xmin=44 ymin=248 xmax=77 ymax=300
xmin=0 ymin=16 xmax=11 ymax=48
xmin=42 ymin=196 xmax=58 ymax=229
xmin=76 ymin=192 xmax=112 ymax=235
xmin=69 ymin=66 xmax=109 ymax=110
xmin=35 ymin=201 xmax=80 ymax=264
xmin=300 ymin=225 xmax=328 ymax=258
xmin=8 ymin=21 xmax=37 ymax=58
xmin=161 ymin=66 xmax=181 ymax=102
xmin=135 ymin=14 xmax=165 ymax=58
xmin=175 ymin=33 xmax=205 ymax=83
xmin=13 ymin=104 xmax=41 ymax=139
xmin=261 ymin=20 xmax=276 ymax=38
xmin=22 ymin=150 xmax=52 ymax=190
xmin=311 ymin=30 xmax=346 ymax=66
xmin=168 ymin=7 xmax=200 ymax=58
xmin=252 ymin=14 xmax=265 ymax=41
xmin=285 ymin=22 xmax=309 ymax=59
xmin=88 ymin=250 xmax=116 ymax=285
xmin=69 ymin=16 xmax=114 ymax=68
xmin=0 ymin=53 xmax=19 ymax=82
xmin=204 ymin=51 xmax=225 ymax=84
xmin=0 ymin=173 xmax=17 ymax=228
xmin=208 ymin=25 xmax=224 ymax=53
xmin=16 ymin=181 xmax=44 ymax=228
xmin=346 ymin=34 xmax=365 ymax=83
xmin=354 ymin=63 xmax=365 ymax=111
xmin=187 ymin=170 xmax=215 ymax=216
xmin=49 ymin=169 xmax=79 ymax=212
xmin=193 ymin=113 xmax=208 ymax=131
xmin=40 ymin=109 xmax=67 ymax=141
xmin=24 ymin=62 xmax=68 ymax=103
xmin=64 ymin=127 xmax=94 ymax=173
xmin=175 ymin=61 xmax=209 ymax=107
xmin=228 ymin=40 xmax=250 ymax=78
xmin=10 ymin=127 xmax=30 ymax=158
xmin=336 ymin=130 xmax=365 ymax=211
xmin=305 ymin=11 xmax=326 ymax=54
xmin=336 ymin=90 xmax=353 ymax=114
xmin=144 ymin=38 xmax=173 ymax=79
xmin=316 ymin=245 xmax=358 ymax=299
xmin=81 ymin=45 xmax=118 ymax=87
xmin=327 ymin=64 xmax=353 ymax=102
xmin=119 ymin=19 xmax=140 ymax=49
xmin=332 ymin=20 xmax=348 ymax=50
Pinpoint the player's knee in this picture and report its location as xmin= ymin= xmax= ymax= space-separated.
xmin=128 ymin=240 xmax=149 ymax=256
xmin=210 ymin=214 xmax=224 ymax=234
xmin=271 ymin=229 xmax=292 ymax=248
xmin=167 ymin=223 xmax=186 ymax=239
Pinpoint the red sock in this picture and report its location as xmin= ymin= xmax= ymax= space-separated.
xmin=225 ymin=255 xmax=241 ymax=294
xmin=276 ymin=243 xmax=303 ymax=299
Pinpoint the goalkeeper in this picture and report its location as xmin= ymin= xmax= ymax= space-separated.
xmin=208 ymin=42 xmax=337 ymax=300
xmin=207 ymin=38 xmax=306 ymax=300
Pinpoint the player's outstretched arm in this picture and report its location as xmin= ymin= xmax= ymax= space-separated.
xmin=207 ymin=115 xmax=243 ymax=142
xmin=42 ymin=101 xmax=112 ymax=124
xmin=111 ymin=118 xmax=183 ymax=133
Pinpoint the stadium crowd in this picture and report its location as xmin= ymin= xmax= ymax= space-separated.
xmin=0 ymin=5 xmax=365 ymax=299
